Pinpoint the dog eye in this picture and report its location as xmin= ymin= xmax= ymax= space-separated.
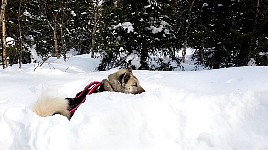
xmin=53 ymin=112 xmax=61 ymax=115
xmin=132 ymin=83 xmax=137 ymax=87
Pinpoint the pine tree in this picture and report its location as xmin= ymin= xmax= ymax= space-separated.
xmin=2 ymin=0 xmax=267 ymax=69
xmin=26 ymin=0 xmax=54 ymax=59
xmin=98 ymin=0 xmax=179 ymax=70
xmin=97 ymin=0 xmax=122 ymax=70
xmin=188 ymin=0 xmax=268 ymax=68
xmin=7 ymin=0 xmax=31 ymax=66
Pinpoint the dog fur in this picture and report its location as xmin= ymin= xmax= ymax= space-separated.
xmin=32 ymin=96 xmax=71 ymax=119
xmin=32 ymin=69 xmax=145 ymax=119
xmin=100 ymin=68 xmax=145 ymax=94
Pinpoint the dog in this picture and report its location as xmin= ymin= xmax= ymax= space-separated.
xmin=32 ymin=96 xmax=71 ymax=119
xmin=100 ymin=68 xmax=145 ymax=94
xmin=32 ymin=68 xmax=145 ymax=119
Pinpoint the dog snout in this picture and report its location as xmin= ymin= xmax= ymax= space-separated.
xmin=137 ymin=86 xmax=145 ymax=94
xmin=125 ymin=85 xmax=145 ymax=94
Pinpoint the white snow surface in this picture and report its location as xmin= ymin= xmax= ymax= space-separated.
xmin=1 ymin=54 xmax=268 ymax=150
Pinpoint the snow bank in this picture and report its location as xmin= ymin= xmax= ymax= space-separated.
xmin=0 ymin=55 xmax=268 ymax=150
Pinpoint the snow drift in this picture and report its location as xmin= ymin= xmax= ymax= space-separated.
xmin=0 ymin=55 xmax=268 ymax=150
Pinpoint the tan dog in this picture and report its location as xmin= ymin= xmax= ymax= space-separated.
xmin=32 ymin=96 xmax=71 ymax=119
xmin=100 ymin=68 xmax=145 ymax=94
xmin=32 ymin=69 xmax=145 ymax=119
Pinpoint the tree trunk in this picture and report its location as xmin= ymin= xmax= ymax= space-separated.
xmin=0 ymin=0 xmax=6 ymax=21
xmin=53 ymin=22 xmax=59 ymax=59
xmin=18 ymin=0 xmax=23 ymax=68
xmin=60 ymin=1 xmax=66 ymax=61
xmin=60 ymin=23 xmax=66 ymax=61
xmin=1 ymin=0 xmax=7 ymax=69
xmin=91 ymin=14 xmax=97 ymax=58
xmin=253 ymin=0 xmax=259 ymax=33
xmin=182 ymin=44 xmax=186 ymax=63
xmin=171 ymin=0 xmax=176 ymax=7
xmin=182 ymin=0 xmax=195 ymax=63
xmin=91 ymin=0 xmax=100 ymax=58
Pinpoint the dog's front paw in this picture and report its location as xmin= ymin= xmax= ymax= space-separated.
xmin=101 ymin=79 xmax=114 ymax=92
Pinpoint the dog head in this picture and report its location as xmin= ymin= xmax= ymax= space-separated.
xmin=119 ymin=69 xmax=145 ymax=94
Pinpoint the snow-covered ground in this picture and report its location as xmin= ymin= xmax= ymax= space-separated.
xmin=0 ymin=54 xmax=268 ymax=150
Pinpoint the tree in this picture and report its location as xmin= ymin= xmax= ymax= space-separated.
xmin=90 ymin=0 xmax=101 ymax=58
xmin=1 ymin=0 xmax=7 ymax=69
xmin=17 ymin=0 xmax=23 ymax=68
xmin=252 ymin=0 xmax=268 ymax=65
xmin=98 ymin=0 xmax=179 ymax=70
xmin=187 ymin=0 xmax=268 ymax=68
xmin=1 ymin=0 xmax=267 ymax=69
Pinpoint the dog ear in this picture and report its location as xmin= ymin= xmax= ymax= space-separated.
xmin=127 ymin=66 xmax=132 ymax=73
xmin=119 ymin=72 xmax=131 ymax=84
xmin=124 ymin=72 xmax=131 ymax=82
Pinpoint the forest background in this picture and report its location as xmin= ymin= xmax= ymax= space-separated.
xmin=0 ymin=0 xmax=268 ymax=71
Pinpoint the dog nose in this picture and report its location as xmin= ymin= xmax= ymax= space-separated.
xmin=137 ymin=86 xmax=145 ymax=94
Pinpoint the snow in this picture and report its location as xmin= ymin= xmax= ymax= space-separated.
xmin=23 ymin=10 xmax=31 ymax=17
xmin=126 ymin=52 xmax=141 ymax=68
xmin=121 ymin=22 xmax=134 ymax=33
xmin=71 ymin=11 xmax=76 ymax=17
xmin=147 ymin=21 xmax=169 ymax=34
xmin=113 ymin=22 xmax=134 ymax=33
xmin=248 ymin=58 xmax=256 ymax=66
xmin=1 ymin=54 xmax=268 ymax=150
xmin=6 ymin=37 xmax=15 ymax=47
xmin=203 ymin=3 xmax=209 ymax=7
xmin=259 ymin=52 xmax=268 ymax=56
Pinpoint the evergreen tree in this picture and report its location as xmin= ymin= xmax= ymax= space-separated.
xmin=98 ymin=0 xmax=179 ymax=70
xmin=5 ymin=0 xmax=31 ymax=66
xmin=66 ymin=0 xmax=93 ymax=54
xmin=2 ymin=0 xmax=268 ymax=69
xmin=188 ymin=0 xmax=268 ymax=68
xmin=254 ymin=0 xmax=268 ymax=65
